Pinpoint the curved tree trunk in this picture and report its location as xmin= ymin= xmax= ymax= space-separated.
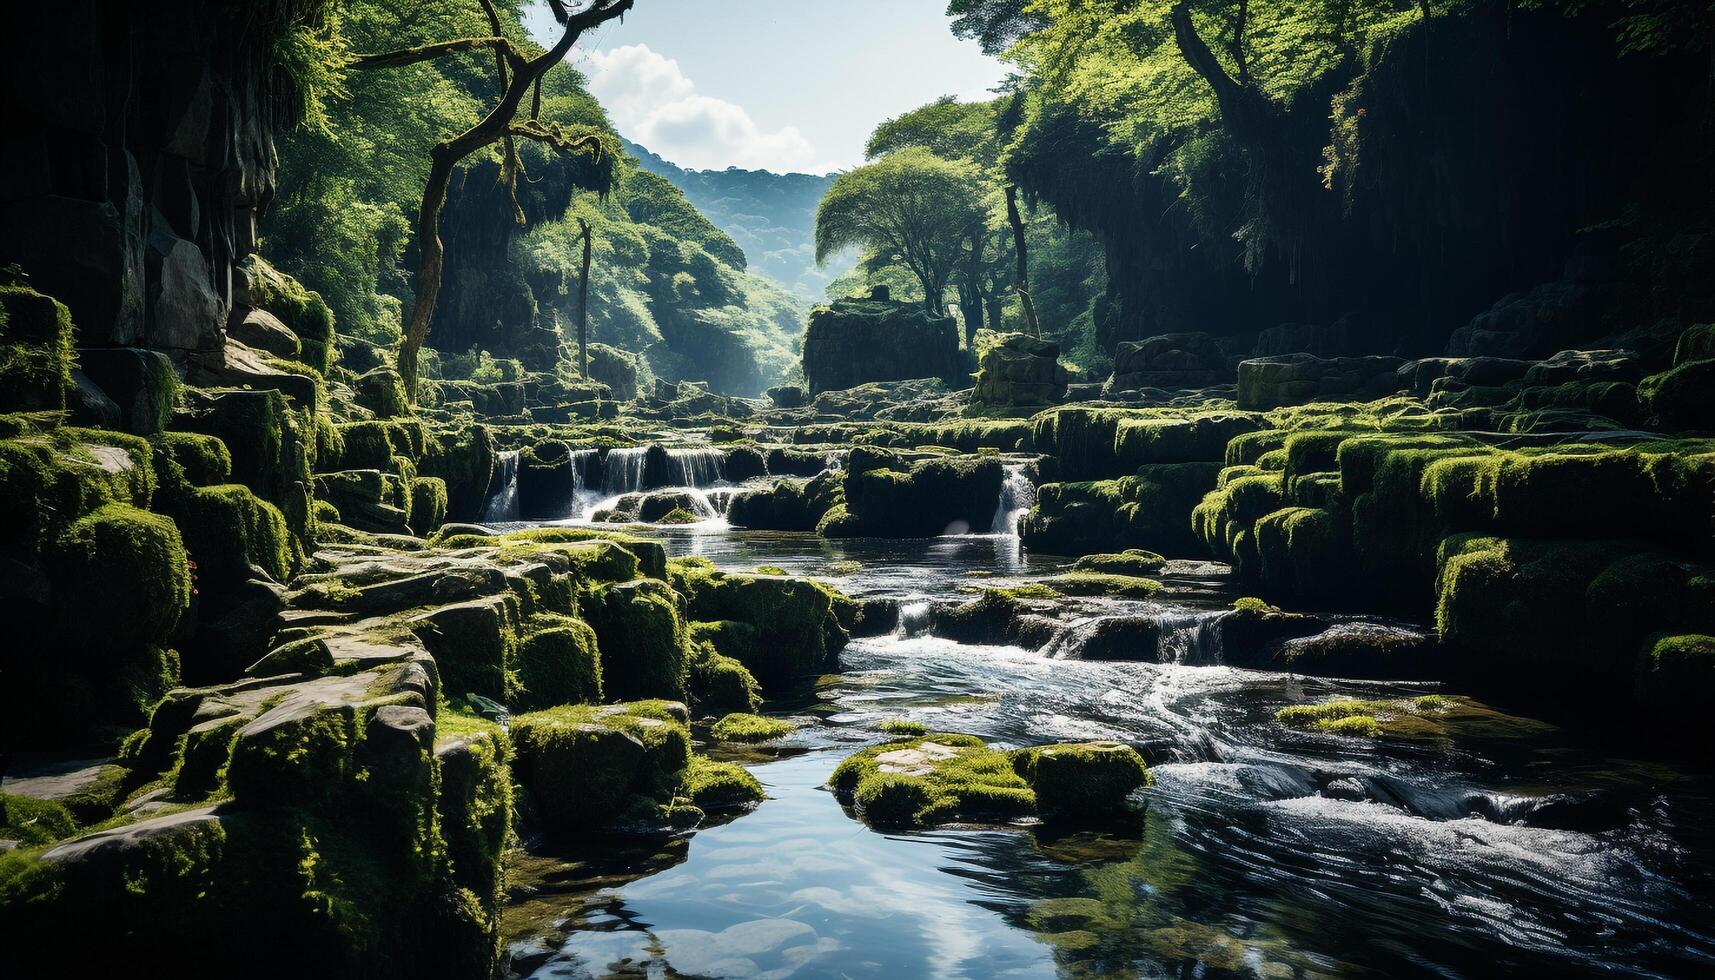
xmin=398 ymin=150 xmax=456 ymax=398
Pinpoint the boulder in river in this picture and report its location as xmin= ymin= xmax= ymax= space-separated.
xmin=801 ymin=296 xmax=965 ymax=394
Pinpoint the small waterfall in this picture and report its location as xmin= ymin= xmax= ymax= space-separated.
xmin=602 ymin=447 xmax=649 ymax=494
xmin=560 ymin=448 xmax=599 ymax=520
xmin=1155 ymin=610 xmax=1226 ymax=665
xmin=669 ymin=448 xmax=725 ymax=487
xmin=480 ymin=451 xmax=520 ymax=523
xmin=680 ymin=488 xmax=721 ymax=520
xmin=989 ymin=464 xmax=1036 ymax=535
xmin=1040 ymin=617 xmax=1107 ymax=660
xmin=896 ymin=601 xmax=933 ymax=638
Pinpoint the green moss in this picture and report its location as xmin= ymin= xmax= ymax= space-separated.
xmin=246 ymin=255 xmax=336 ymax=374
xmin=152 ymin=432 xmax=232 ymax=491
xmin=677 ymin=755 xmax=765 ymax=813
xmin=656 ymin=507 xmax=700 ymax=525
xmin=1639 ymin=634 xmax=1715 ymax=719
xmin=0 ymin=434 xmax=156 ymax=558
xmin=1044 ymin=572 xmax=1164 ymax=598
xmin=409 ymin=477 xmax=448 ymax=535
xmin=709 ymin=713 xmax=796 ymax=742
xmin=830 ymin=733 xmax=1035 ymax=828
xmin=687 ymin=642 xmax=763 ymax=715
xmin=0 ymin=794 xmax=79 ymax=847
xmin=510 ymin=701 xmax=692 ymax=831
xmin=44 ymin=503 xmax=190 ymax=662
xmin=672 ymin=569 xmax=846 ymax=690
xmin=828 ymin=559 xmax=864 ymax=575
xmin=1009 ymin=741 xmax=1151 ymax=819
xmin=584 ymin=580 xmax=691 ymax=701
xmin=513 ymin=613 xmax=603 ymax=711
xmin=1070 ymin=549 xmax=1167 ymax=576
xmin=166 ymin=484 xmax=301 ymax=582
xmin=879 ymin=719 xmax=929 ymax=736
xmin=1232 ymin=596 xmax=1281 ymax=613
xmin=1640 ymin=359 xmax=1715 ymax=431
xmin=1319 ymin=715 xmax=1380 ymax=737
xmin=754 ymin=565 xmax=788 ymax=575
xmin=0 ymin=282 xmax=74 ymax=412
xmin=988 ymin=582 xmax=1063 ymax=600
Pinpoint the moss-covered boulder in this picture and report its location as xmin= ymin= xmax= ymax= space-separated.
xmin=972 ymin=332 xmax=1071 ymax=408
xmin=583 ymin=579 xmax=691 ymax=701
xmin=509 ymin=700 xmax=692 ymax=830
xmin=709 ymin=712 xmax=795 ymax=742
xmin=831 ymin=455 xmax=1004 ymax=538
xmin=801 ymin=296 xmax=965 ymax=394
xmin=670 ymin=562 xmax=847 ymax=689
xmin=176 ymin=387 xmax=312 ymax=546
xmin=830 ymin=733 xmax=1036 ymax=828
xmin=21 ymin=504 xmax=191 ymax=738
xmin=1022 ymin=463 xmax=1222 ymax=558
xmin=687 ymin=639 xmax=763 ymax=715
xmin=725 ymin=471 xmax=843 ymax=531
xmin=514 ymin=613 xmax=603 ymax=710
xmin=1009 ymin=741 xmax=1151 ymax=819
xmin=1070 ymin=549 xmax=1167 ymax=576
xmin=77 ymin=347 xmax=178 ymax=435
xmin=165 ymin=483 xmax=300 ymax=583
xmin=0 ymin=280 xmax=75 ymax=413
xmin=1640 ymin=358 xmax=1715 ymax=431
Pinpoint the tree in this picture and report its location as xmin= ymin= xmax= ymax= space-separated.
xmin=815 ymin=148 xmax=987 ymax=315
xmin=946 ymin=0 xmax=1050 ymax=55
xmin=351 ymin=0 xmax=636 ymax=401
xmin=576 ymin=216 xmax=592 ymax=379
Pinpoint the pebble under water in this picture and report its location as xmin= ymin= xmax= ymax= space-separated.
xmin=498 ymin=519 xmax=1715 ymax=979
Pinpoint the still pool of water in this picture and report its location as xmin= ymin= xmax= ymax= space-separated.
xmin=499 ymin=523 xmax=1715 ymax=979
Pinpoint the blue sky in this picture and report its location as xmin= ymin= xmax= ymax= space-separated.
xmin=526 ymin=0 xmax=1007 ymax=174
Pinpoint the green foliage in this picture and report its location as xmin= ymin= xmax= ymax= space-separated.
xmin=1071 ymin=549 xmax=1168 ymax=576
xmin=816 ymin=148 xmax=987 ymax=314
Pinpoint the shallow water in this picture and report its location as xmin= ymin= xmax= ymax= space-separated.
xmin=499 ymin=520 xmax=1715 ymax=979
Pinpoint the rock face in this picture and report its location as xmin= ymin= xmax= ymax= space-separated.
xmin=0 ymin=2 xmax=322 ymax=355
xmin=1109 ymin=333 xmax=1235 ymax=391
xmin=1237 ymin=354 xmax=1406 ymax=409
xmin=801 ymin=297 xmax=965 ymax=394
xmin=972 ymin=332 xmax=1070 ymax=408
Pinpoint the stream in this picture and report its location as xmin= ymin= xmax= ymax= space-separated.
xmin=493 ymin=471 xmax=1715 ymax=979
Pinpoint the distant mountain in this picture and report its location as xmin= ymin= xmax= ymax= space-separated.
xmin=623 ymin=139 xmax=852 ymax=300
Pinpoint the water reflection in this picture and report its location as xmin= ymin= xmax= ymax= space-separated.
xmin=498 ymin=527 xmax=1715 ymax=978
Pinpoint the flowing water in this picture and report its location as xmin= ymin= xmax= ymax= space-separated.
xmin=481 ymin=450 xmax=521 ymax=523
xmin=496 ymin=504 xmax=1715 ymax=979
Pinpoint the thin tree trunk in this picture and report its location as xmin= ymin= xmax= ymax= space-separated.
xmin=1005 ymin=186 xmax=1040 ymax=337
xmin=577 ymin=217 xmax=592 ymax=380
xmin=398 ymin=151 xmax=456 ymax=398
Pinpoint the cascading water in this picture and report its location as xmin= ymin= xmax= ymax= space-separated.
xmin=896 ymin=601 xmax=934 ymax=638
xmin=602 ymin=447 xmax=649 ymax=494
xmin=480 ymin=450 xmax=520 ymax=523
xmin=989 ymin=464 xmax=1036 ymax=535
xmin=1155 ymin=609 xmax=1227 ymax=664
xmin=669 ymin=448 xmax=725 ymax=487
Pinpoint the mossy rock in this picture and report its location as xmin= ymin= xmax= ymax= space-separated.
xmin=1640 ymin=358 xmax=1715 ymax=431
xmin=165 ymin=483 xmax=300 ymax=583
xmin=834 ymin=455 xmax=1004 ymax=538
xmin=409 ymin=476 xmax=448 ymax=535
xmin=510 ymin=701 xmax=692 ymax=831
xmin=514 ymin=613 xmax=603 ymax=711
xmin=672 ymin=565 xmax=846 ymax=690
xmin=1021 ymin=463 xmax=1223 ymax=559
xmin=1070 ymin=549 xmax=1167 ymax=576
xmin=0 ymin=282 xmax=74 ymax=413
xmin=1009 ymin=741 xmax=1151 ymax=819
xmin=687 ymin=639 xmax=762 ymax=715
xmin=1043 ymin=571 xmax=1164 ymax=599
xmin=829 ymin=733 xmax=1036 ymax=828
xmin=584 ymin=579 xmax=691 ymax=702
xmin=152 ymin=431 xmax=232 ymax=491
xmin=1638 ymin=634 xmax=1715 ymax=725
xmin=709 ymin=713 xmax=795 ymax=742
xmin=677 ymin=755 xmax=765 ymax=814
xmin=0 ymin=432 xmax=155 ymax=558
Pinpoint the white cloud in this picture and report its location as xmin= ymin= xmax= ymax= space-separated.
xmin=583 ymin=43 xmax=835 ymax=173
